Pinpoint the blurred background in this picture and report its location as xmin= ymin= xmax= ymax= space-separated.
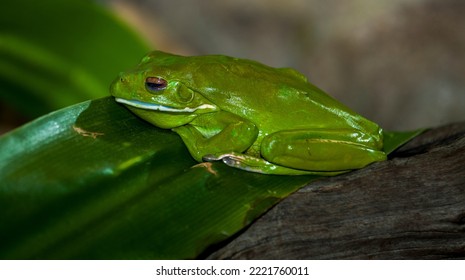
xmin=1 ymin=0 xmax=464 ymax=133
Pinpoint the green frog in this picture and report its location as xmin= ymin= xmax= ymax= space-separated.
xmin=111 ymin=51 xmax=386 ymax=175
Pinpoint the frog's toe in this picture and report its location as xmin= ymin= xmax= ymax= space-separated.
xmin=202 ymin=153 xmax=241 ymax=166
xmin=202 ymin=153 xmax=231 ymax=162
xmin=202 ymin=154 xmax=219 ymax=162
xmin=220 ymin=155 xmax=241 ymax=168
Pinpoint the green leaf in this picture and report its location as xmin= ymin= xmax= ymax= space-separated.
xmin=0 ymin=0 xmax=149 ymax=117
xmin=0 ymin=97 xmax=423 ymax=259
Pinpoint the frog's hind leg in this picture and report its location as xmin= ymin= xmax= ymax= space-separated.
xmin=203 ymin=153 xmax=344 ymax=175
xmin=261 ymin=129 xmax=387 ymax=172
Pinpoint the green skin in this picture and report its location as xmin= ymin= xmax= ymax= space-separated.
xmin=111 ymin=51 xmax=386 ymax=175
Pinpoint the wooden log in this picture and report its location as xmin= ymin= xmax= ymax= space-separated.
xmin=208 ymin=123 xmax=465 ymax=259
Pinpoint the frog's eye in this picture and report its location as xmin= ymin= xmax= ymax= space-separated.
xmin=145 ymin=77 xmax=167 ymax=92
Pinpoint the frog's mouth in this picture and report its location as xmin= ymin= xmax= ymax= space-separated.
xmin=115 ymin=98 xmax=216 ymax=113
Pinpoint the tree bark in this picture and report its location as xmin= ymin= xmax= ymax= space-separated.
xmin=208 ymin=123 xmax=465 ymax=259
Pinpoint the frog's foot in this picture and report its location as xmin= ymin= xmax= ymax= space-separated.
xmin=202 ymin=153 xmax=344 ymax=176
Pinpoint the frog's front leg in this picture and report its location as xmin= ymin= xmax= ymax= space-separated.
xmin=261 ymin=128 xmax=387 ymax=172
xmin=172 ymin=111 xmax=258 ymax=162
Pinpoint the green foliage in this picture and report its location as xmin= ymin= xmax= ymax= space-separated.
xmin=0 ymin=0 xmax=149 ymax=118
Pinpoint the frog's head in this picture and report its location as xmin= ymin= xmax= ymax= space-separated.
xmin=110 ymin=51 xmax=218 ymax=129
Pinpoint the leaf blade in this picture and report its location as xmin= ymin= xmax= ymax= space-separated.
xmin=0 ymin=97 xmax=423 ymax=259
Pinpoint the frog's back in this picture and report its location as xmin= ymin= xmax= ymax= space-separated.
xmin=148 ymin=52 xmax=380 ymax=137
xmin=184 ymin=55 xmax=376 ymax=134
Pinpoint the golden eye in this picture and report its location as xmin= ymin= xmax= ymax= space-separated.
xmin=145 ymin=77 xmax=167 ymax=92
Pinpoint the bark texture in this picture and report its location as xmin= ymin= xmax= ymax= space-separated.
xmin=208 ymin=123 xmax=465 ymax=259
